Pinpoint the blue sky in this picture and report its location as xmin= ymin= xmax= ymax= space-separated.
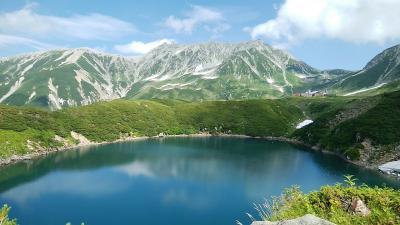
xmin=0 ymin=0 xmax=399 ymax=70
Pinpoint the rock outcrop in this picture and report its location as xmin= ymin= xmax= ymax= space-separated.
xmin=251 ymin=214 xmax=335 ymax=225
xmin=379 ymin=160 xmax=400 ymax=176
xmin=350 ymin=198 xmax=371 ymax=216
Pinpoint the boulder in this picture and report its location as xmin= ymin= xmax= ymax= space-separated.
xmin=379 ymin=160 xmax=400 ymax=175
xmin=350 ymin=198 xmax=371 ymax=216
xmin=250 ymin=214 xmax=335 ymax=225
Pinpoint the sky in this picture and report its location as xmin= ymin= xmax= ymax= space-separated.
xmin=0 ymin=0 xmax=400 ymax=70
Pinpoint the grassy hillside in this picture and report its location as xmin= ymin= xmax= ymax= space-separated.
xmin=0 ymin=99 xmax=304 ymax=159
xmin=1 ymin=90 xmax=400 ymax=166
xmin=261 ymin=181 xmax=400 ymax=225
xmin=347 ymin=80 xmax=400 ymax=97
xmin=293 ymin=90 xmax=400 ymax=165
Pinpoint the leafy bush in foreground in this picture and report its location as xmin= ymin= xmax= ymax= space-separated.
xmin=0 ymin=205 xmax=17 ymax=225
xmin=257 ymin=182 xmax=400 ymax=225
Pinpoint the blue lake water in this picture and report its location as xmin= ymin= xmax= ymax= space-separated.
xmin=0 ymin=137 xmax=399 ymax=225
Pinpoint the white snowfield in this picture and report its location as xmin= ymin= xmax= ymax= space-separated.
xmin=378 ymin=161 xmax=400 ymax=175
xmin=296 ymin=119 xmax=313 ymax=129
xmin=343 ymin=83 xmax=387 ymax=96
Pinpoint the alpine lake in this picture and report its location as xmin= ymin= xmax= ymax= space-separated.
xmin=1 ymin=137 xmax=399 ymax=225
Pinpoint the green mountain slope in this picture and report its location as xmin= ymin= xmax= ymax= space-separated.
xmin=1 ymin=90 xmax=400 ymax=167
xmin=0 ymin=98 xmax=304 ymax=159
xmin=331 ymin=44 xmax=400 ymax=95
xmin=2 ymin=41 xmax=399 ymax=110
xmin=0 ymin=49 xmax=136 ymax=110
xmin=293 ymin=90 xmax=400 ymax=165
xmin=126 ymin=41 xmax=350 ymax=100
xmin=0 ymin=41 xmax=351 ymax=109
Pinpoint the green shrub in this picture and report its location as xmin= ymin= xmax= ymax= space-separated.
xmin=345 ymin=147 xmax=361 ymax=160
xmin=0 ymin=205 xmax=17 ymax=225
xmin=0 ymin=99 xmax=305 ymax=158
xmin=294 ymin=90 xmax=400 ymax=162
xmin=258 ymin=184 xmax=400 ymax=225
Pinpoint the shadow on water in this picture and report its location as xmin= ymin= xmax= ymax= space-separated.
xmin=0 ymin=137 xmax=399 ymax=225
xmin=294 ymin=144 xmax=400 ymax=188
xmin=0 ymin=142 xmax=140 ymax=192
xmin=1 ymin=136 xmax=398 ymax=193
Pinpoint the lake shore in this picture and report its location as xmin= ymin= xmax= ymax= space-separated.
xmin=0 ymin=133 xmax=386 ymax=176
xmin=0 ymin=133 xmax=214 ymax=167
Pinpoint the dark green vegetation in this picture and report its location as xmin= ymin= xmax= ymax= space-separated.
xmin=2 ymin=90 xmax=400 ymax=166
xmin=1 ymin=93 xmax=400 ymax=225
xmin=0 ymin=205 xmax=17 ymax=225
xmin=264 ymin=178 xmax=400 ymax=225
xmin=293 ymin=90 xmax=400 ymax=165
xmin=0 ymin=99 xmax=303 ymax=159
xmin=1 ymin=89 xmax=400 ymax=166
xmin=332 ymin=44 xmax=400 ymax=94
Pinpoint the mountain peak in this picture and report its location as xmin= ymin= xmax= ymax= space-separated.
xmin=244 ymin=39 xmax=266 ymax=47
xmin=4 ymin=41 xmax=399 ymax=109
xmin=363 ymin=44 xmax=400 ymax=70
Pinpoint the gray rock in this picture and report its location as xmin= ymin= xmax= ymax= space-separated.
xmin=250 ymin=214 xmax=335 ymax=225
xmin=350 ymin=198 xmax=371 ymax=216
xmin=379 ymin=160 xmax=400 ymax=175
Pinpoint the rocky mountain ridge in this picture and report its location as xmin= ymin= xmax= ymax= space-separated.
xmin=0 ymin=41 xmax=398 ymax=109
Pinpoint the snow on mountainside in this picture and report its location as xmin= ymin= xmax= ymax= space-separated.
xmin=331 ymin=44 xmax=400 ymax=94
xmin=0 ymin=41 xmax=351 ymax=109
xmin=0 ymin=48 xmax=136 ymax=110
xmin=125 ymin=41 xmax=342 ymax=100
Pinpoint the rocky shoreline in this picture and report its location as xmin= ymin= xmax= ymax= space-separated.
xmin=0 ymin=133 xmax=395 ymax=179
xmin=251 ymin=214 xmax=335 ymax=225
xmin=0 ymin=133 xmax=213 ymax=167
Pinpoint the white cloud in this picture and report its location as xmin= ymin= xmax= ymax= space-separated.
xmin=2 ymin=172 xmax=126 ymax=204
xmin=114 ymin=39 xmax=175 ymax=55
xmin=249 ymin=0 xmax=400 ymax=45
xmin=115 ymin=161 xmax=154 ymax=177
xmin=205 ymin=23 xmax=231 ymax=35
xmin=164 ymin=5 xmax=227 ymax=34
xmin=0 ymin=34 xmax=57 ymax=50
xmin=0 ymin=2 xmax=135 ymax=41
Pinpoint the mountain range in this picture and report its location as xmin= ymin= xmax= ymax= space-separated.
xmin=0 ymin=40 xmax=399 ymax=110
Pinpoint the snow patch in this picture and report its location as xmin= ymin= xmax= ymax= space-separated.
xmin=28 ymin=91 xmax=36 ymax=101
xmin=273 ymin=84 xmax=284 ymax=93
xmin=19 ymin=63 xmax=34 ymax=76
xmin=159 ymin=82 xmax=194 ymax=90
xmin=55 ymin=50 xmax=72 ymax=62
xmin=295 ymin=73 xmax=307 ymax=79
xmin=175 ymin=49 xmax=183 ymax=54
xmin=144 ymin=72 xmax=173 ymax=82
xmin=48 ymin=78 xmax=63 ymax=110
xmin=267 ymin=78 xmax=274 ymax=84
xmin=296 ymin=119 xmax=313 ymax=129
xmin=0 ymin=76 xmax=25 ymax=103
xmin=59 ymin=49 xmax=85 ymax=65
xmin=195 ymin=64 xmax=203 ymax=72
xmin=74 ymin=69 xmax=121 ymax=103
xmin=193 ymin=68 xmax=217 ymax=76
xmin=343 ymin=83 xmax=387 ymax=96
xmin=201 ymin=75 xmax=218 ymax=80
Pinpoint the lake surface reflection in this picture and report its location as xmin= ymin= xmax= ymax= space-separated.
xmin=0 ymin=137 xmax=398 ymax=225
